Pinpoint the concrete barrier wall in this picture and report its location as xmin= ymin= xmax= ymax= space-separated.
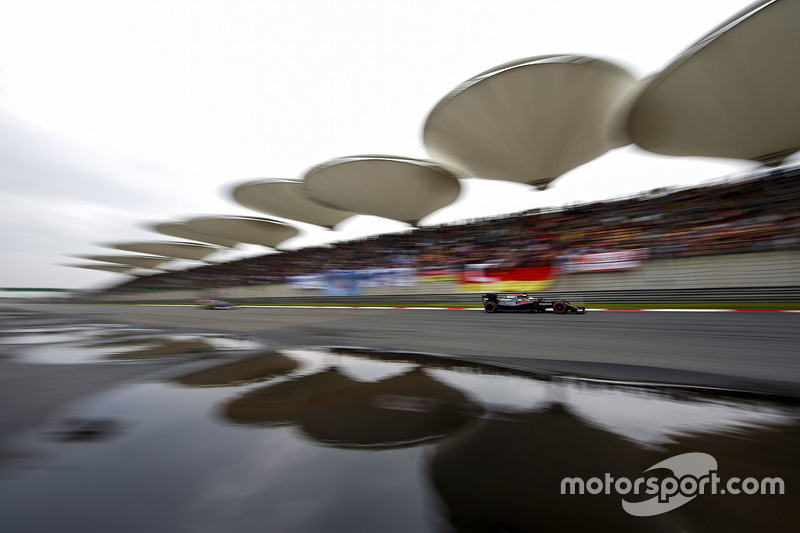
xmin=216 ymin=280 xmax=460 ymax=300
xmin=94 ymin=250 xmax=800 ymax=303
xmin=95 ymin=280 xmax=461 ymax=302
xmin=549 ymin=250 xmax=800 ymax=292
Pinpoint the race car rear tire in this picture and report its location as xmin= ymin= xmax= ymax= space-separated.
xmin=553 ymin=301 xmax=567 ymax=314
xmin=484 ymin=302 xmax=497 ymax=314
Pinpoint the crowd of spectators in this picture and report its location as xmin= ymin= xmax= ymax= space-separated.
xmin=108 ymin=165 xmax=800 ymax=293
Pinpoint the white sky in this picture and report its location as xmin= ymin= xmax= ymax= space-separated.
xmin=0 ymin=0 xmax=766 ymax=290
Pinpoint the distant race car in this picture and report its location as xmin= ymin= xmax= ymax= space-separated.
xmin=481 ymin=293 xmax=585 ymax=314
xmin=197 ymin=299 xmax=237 ymax=310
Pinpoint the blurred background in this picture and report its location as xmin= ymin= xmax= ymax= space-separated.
xmin=1 ymin=0 xmax=797 ymax=305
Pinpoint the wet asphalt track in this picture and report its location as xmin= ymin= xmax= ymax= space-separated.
xmin=8 ymin=304 xmax=800 ymax=392
xmin=2 ymin=303 xmax=799 ymax=445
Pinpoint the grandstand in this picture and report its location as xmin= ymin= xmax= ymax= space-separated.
xmin=100 ymin=164 xmax=799 ymax=299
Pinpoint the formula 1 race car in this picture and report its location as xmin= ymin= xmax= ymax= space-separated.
xmin=197 ymin=299 xmax=237 ymax=310
xmin=481 ymin=293 xmax=585 ymax=314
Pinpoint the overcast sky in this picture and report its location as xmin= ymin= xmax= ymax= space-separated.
xmin=0 ymin=0 xmax=767 ymax=291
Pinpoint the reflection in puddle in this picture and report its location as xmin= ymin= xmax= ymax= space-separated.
xmin=83 ymin=328 xmax=157 ymax=339
xmin=0 ymin=326 xmax=92 ymax=336
xmin=45 ymin=417 xmax=129 ymax=442
xmin=432 ymin=402 xmax=650 ymax=531
xmin=174 ymin=351 xmax=299 ymax=387
xmin=562 ymin=385 xmax=793 ymax=446
xmin=99 ymin=337 xmax=215 ymax=360
xmin=0 ymin=316 xmax=263 ymax=365
xmin=217 ymin=365 xmax=479 ymax=448
xmin=0 ymin=347 xmax=798 ymax=532
xmin=0 ymin=333 xmax=85 ymax=345
xmin=0 ymin=325 xmax=98 ymax=345
xmin=9 ymin=333 xmax=263 ymax=364
xmin=298 ymin=367 xmax=477 ymax=449
xmin=222 ymin=367 xmax=360 ymax=427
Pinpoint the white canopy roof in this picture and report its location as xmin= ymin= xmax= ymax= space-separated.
xmin=232 ymin=179 xmax=354 ymax=229
xmin=423 ymin=55 xmax=637 ymax=189
xmin=186 ymin=216 xmax=299 ymax=249
xmin=303 ymin=155 xmax=461 ymax=225
xmin=152 ymin=222 xmax=239 ymax=248
xmin=112 ymin=241 xmax=219 ymax=261
xmin=81 ymin=254 xmax=171 ymax=269
xmin=627 ymin=0 xmax=800 ymax=165
xmin=65 ymin=264 xmax=136 ymax=274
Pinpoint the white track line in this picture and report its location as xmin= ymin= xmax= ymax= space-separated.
xmin=230 ymin=306 xmax=798 ymax=313
xmin=141 ymin=304 xmax=797 ymax=312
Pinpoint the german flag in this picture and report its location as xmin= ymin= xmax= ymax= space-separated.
xmin=459 ymin=266 xmax=558 ymax=293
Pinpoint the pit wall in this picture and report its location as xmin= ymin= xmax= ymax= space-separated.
xmin=93 ymin=250 xmax=800 ymax=303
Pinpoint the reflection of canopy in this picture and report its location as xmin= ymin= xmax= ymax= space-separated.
xmin=423 ymin=55 xmax=636 ymax=189
xmin=628 ymin=0 xmax=800 ymax=165
xmin=97 ymin=338 xmax=215 ymax=360
xmin=224 ymin=368 xmax=359 ymax=426
xmin=174 ymin=351 xmax=299 ymax=387
xmin=152 ymin=222 xmax=239 ymax=248
xmin=300 ymin=368 xmax=475 ymax=448
xmin=81 ymin=254 xmax=171 ymax=269
xmin=112 ymin=241 xmax=219 ymax=261
xmin=431 ymin=404 xmax=649 ymax=531
xmin=232 ymin=179 xmax=354 ymax=229
xmin=224 ymin=367 xmax=476 ymax=448
xmin=647 ymin=420 xmax=800 ymax=530
xmin=303 ymin=155 xmax=461 ymax=225
xmin=186 ymin=216 xmax=298 ymax=249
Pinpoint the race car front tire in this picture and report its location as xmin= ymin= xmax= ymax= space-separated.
xmin=553 ymin=301 xmax=568 ymax=314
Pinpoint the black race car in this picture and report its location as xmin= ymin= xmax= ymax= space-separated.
xmin=481 ymin=293 xmax=585 ymax=314
xmin=197 ymin=299 xmax=237 ymax=310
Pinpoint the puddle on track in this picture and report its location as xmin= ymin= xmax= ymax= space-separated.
xmin=1 ymin=346 xmax=798 ymax=532
xmin=2 ymin=328 xmax=263 ymax=364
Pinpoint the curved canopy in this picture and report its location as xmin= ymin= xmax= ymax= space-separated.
xmin=64 ymin=263 xmax=136 ymax=274
xmin=423 ymin=55 xmax=637 ymax=189
xmin=112 ymin=241 xmax=219 ymax=261
xmin=232 ymin=179 xmax=354 ymax=229
xmin=152 ymin=222 xmax=239 ymax=248
xmin=186 ymin=216 xmax=298 ymax=249
xmin=80 ymin=254 xmax=171 ymax=269
xmin=303 ymin=155 xmax=461 ymax=225
xmin=628 ymin=0 xmax=800 ymax=165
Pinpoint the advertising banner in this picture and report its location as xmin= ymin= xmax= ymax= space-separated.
xmin=288 ymin=268 xmax=417 ymax=295
xmin=564 ymin=249 xmax=648 ymax=273
xmin=361 ymin=268 xmax=416 ymax=287
xmin=323 ymin=270 xmax=362 ymax=296
xmin=286 ymin=274 xmax=327 ymax=290
xmin=417 ymin=268 xmax=461 ymax=282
